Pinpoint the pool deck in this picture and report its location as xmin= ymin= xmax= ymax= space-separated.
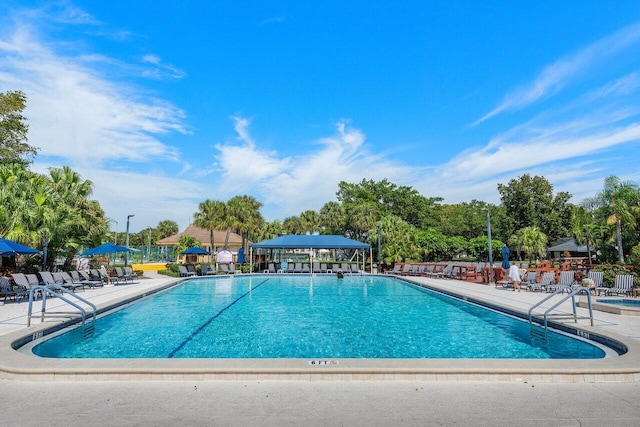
xmin=2 ymin=272 xmax=640 ymax=384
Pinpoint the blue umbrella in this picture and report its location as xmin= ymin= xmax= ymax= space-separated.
xmin=501 ymin=245 xmax=510 ymax=269
xmin=81 ymin=242 xmax=134 ymax=256
xmin=236 ymin=247 xmax=245 ymax=263
xmin=180 ymin=247 xmax=211 ymax=255
xmin=0 ymin=237 xmax=41 ymax=256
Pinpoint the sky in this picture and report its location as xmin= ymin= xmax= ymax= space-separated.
xmin=2 ymin=1 xmax=640 ymax=233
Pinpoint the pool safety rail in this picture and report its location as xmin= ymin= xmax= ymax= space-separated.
xmin=27 ymin=284 xmax=96 ymax=338
xmin=528 ymin=285 xmax=594 ymax=341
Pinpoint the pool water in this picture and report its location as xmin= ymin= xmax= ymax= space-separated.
xmin=32 ymin=275 xmax=605 ymax=359
xmin=597 ymin=299 xmax=640 ymax=307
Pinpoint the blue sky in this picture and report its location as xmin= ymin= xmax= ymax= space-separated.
xmin=2 ymin=1 xmax=640 ymax=233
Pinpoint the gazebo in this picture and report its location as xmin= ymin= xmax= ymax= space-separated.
xmin=250 ymin=235 xmax=372 ymax=273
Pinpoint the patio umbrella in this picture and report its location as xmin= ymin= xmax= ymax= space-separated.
xmin=81 ymin=242 xmax=134 ymax=256
xmin=236 ymin=247 xmax=245 ymax=263
xmin=180 ymin=247 xmax=211 ymax=255
xmin=0 ymin=238 xmax=41 ymax=256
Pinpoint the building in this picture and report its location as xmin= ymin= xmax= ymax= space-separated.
xmin=156 ymin=224 xmax=246 ymax=263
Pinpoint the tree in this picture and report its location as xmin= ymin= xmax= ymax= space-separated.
xmin=582 ymin=176 xmax=640 ymax=263
xmin=175 ymin=235 xmax=200 ymax=256
xmin=156 ymin=220 xmax=179 ymax=239
xmin=193 ymin=199 xmax=227 ymax=251
xmin=0 ymin=91 xmax=37 ymax=165
xmin=497 ymin=174 xmax=573 ymax=241
xmin=336 ymin=179 xmax=443 ymax=229
xmin=319 ymin=201 xmax=345 ymax=234
xmin=511 ymin=226 xmax=548 ymax=261
xmin=227 ymin=195 xmax=263 ymax=251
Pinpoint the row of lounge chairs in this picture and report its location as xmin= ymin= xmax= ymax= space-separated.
xmin=179 ymin=264 xmax=237 ymax=277
xmin=263 ymin=262 xmax=361 ymax=274
xmin=2 ymin=267 xmax=138 ymax=303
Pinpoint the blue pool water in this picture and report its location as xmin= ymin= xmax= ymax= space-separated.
xmin=597 ymin=299 xmax=640 ymax=307
xmin=32 ymin=275 xmax=605 ymax=359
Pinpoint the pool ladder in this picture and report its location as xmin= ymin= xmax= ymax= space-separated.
xmin=528 ymin=285 xmax=594 ymax=342
xmin=27 ymin=283 xmax=97 ymax=338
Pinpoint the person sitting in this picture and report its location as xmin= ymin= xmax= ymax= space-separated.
xmin=507 ymin=265 xmax=522 ymax=292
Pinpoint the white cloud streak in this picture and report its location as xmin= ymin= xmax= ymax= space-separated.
xmin=474 ymin=21 xmax=640 ymax=125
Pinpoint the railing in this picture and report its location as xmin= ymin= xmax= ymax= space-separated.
xmin=528 ymin=285 xmax=594 ymax=341
xmin=27 ymin=283 xmax=97 ymax=337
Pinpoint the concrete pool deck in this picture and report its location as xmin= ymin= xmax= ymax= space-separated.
xmin=1 ymin=272 xmax=640 ymax=383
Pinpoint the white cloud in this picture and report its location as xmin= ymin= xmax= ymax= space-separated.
xmin=474 ymin=21 xmax=640 ymax=125
xmin=0 ymin=24 xmax=187 ymax=167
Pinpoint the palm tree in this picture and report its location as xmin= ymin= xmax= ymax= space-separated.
xmin=319 ymin=201 xmax=345 ymax=234
xmin=227 ymin=195 xmax=263 ymax=252
xmin=194 ymin=199 xmax=227 ymax=252
xmin=299 ymin=210 xmax=321 ymax=235
xmin=583 ymin=176 xmax=640 ymax=263
xmin=512 ymin=226 xmax=548 ymax=261
xmin=157 ymin=220 xmax=179 ymax=239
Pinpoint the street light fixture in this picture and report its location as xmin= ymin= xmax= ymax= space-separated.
xmin=483 ymin=207 xmax=493 ymax=285
xmin=125 ymin=214 xmax=135 ymax=267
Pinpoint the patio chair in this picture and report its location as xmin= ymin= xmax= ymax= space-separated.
xmin=228 ymin=264 xmax=237 ymax=274
xmin=57 ymin=271 xmax=88 ymax=291
xmin=114 ymin=267 xmax=135 ymax=283
xmin=606 ymin=274 xmax=635 ymax=297
xmin=528 ymin=272 xmax=556 ymax=292
xmin=301 ymin=263 xmax=310 ymax=273
xmin=293 ymin=263 xmax=302 ymax=273
xmin=320 ymin=263 xmax=329 ymax=273
xmin=0 ymin=276 xmax=27 ymax=303
xmin=263 ymin=263 xmax=277 ymax=274
xmin=312 ymin=262 xmax=321 ymax=273
xmin=286 ymin=263 xmax=295 ymax=273
xmin=11 ymin=273 xmax=42 ymax=299
xmin=556 ymin=271 xmax=577 ymax=293
xmin=178 ymin=265 xmax=196 ymax=277
xmin=351 ymin=264 xmax=361 ymax=274
xmin=385 ymin=264 xmax=402 ymax=275
xmin=124 ymin=267 xmax=138 ymax=280
xmin=186 ymin=264 xmax=197 ymax=276
xmin=76 ymin=270 xmax=104 ymax=288
xmin=331 ymin=263 xmax=341 ymax=273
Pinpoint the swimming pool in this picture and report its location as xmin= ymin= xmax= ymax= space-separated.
xmin=31 ymin=275 xmax=605 ymax=359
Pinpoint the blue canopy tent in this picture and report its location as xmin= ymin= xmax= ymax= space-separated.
xmin=250 ymin=235 xmax=372 ymax=273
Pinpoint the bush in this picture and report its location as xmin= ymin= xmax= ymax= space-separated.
xmin=158 ymin=269 xmax=179 ymax=277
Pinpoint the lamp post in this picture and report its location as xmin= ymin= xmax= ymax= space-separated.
xmin=377 ymin=224 xmax=381 ymax=272
xmin=124 ymin=214 xmax=135 ymax=267
xmin=483 ymin=208 xmax=493 ymax=285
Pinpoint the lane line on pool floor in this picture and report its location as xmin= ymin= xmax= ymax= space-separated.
xmin=167 ymin=278 xmax=271 ymax=358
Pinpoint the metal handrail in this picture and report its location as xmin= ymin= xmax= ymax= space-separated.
xmin=528 ymin=285 xmax=594 ymax=341
xmin=27 ymin=283 xmax=97 ymax=337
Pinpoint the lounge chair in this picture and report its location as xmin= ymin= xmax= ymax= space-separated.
xmin=606 ymin=274 xmax=635 ymax=297
xmin=263 ymin=263 xmax=277 ymax=274
xmin=57 ymin=271 xmax=89 ymax=291
xmin=202 ymin=264 xmax=217 ymax=275
xmin=301 ymin=263 xmax=310 ymax=273
xmin=386 ymin=264 xmax=402 ymax=275
xmin=286 ymin=263 xmax=295 ymax=273
xmin=178 ymin=265 xmax=196 ymax=277
xmin=12 ymin=273 xmax=44 ymax=299
xmin=312 ymin=262 xmax=321 ymax=273
xmin=228 ymin=264 xmax=237 ymax=274
xmin=186 ymin=264 xmax=197 ymax=276
xmin=76 ymin=270 xmax=104 ymax=288
xmin=535 ymin=272 xmax=558 ymax=292
xmin=556 ymin=271 xmax=576 ymax=293
xmin=586 ymin=271 xmax=604 ymax=294
xmin=0 ymin=276 xmax=27 ymax=303
xmin=331 ymin=263 xmax=340 ymax=273
xmin=351 ymin=264 xmax=361 ymax=274
xmin=293 ymin=263 xmax=303 ymax=273
xmin=114 ymin=267 xmax=135 ymax=283
xmin=320 ymin=263 xmax=329 ymax=273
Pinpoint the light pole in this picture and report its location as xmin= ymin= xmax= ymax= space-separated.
xmin=125 ymin=214 xmax=135 ymax=267
xmin=377 ymin=224 xmax=381 ymax=272
xmin=483 ymin=208 xmax=493 ymax=285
